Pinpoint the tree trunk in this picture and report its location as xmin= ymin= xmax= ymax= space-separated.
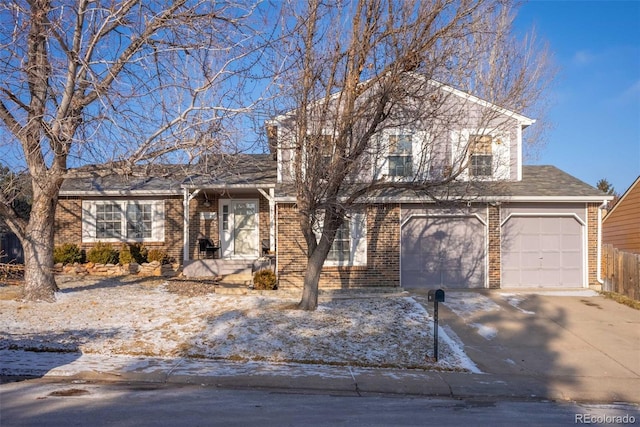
xmin=298 ymin=212 xmax=341 ymax=311
xmin=298 ymin=251 xmax=323 ymax=310
xmin=21 ymin=189 xmax=59 ymax=302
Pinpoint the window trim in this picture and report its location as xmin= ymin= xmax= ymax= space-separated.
xmin=387 ymin=132 xmax=413 ymax=177
xmin=82 ymin=200 xmax=165 ymax=243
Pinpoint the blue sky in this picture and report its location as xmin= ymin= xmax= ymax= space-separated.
xmin=515 ymin=0 xmax=640 ymax=195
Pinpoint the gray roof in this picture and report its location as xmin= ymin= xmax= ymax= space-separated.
xmin=60 ymin=160 xmax=609 ymax=202
xmin=274 ymin=165 xmax=611 ymax=202
xmin=182 ymin=154 xmax=277 ymax=189
xmin=60 ymin=154 xmax=277 ymax=196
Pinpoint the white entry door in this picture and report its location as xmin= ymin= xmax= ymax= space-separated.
xmin=220 ymin=200 xmax=259 ymax=258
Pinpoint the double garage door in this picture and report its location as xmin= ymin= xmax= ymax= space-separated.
xmin=400 ymin=212 xmax=585 ymax=289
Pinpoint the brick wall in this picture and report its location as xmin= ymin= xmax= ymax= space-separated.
xmin=587 ymin=202 xmax=600 ymax=286
xmin=488 ymin=204 xmax=501 ymax=289
xmin=55 ymin=196 xmax=184 ymax=264
xmin=276 ymin=203 xmax=400 ymax=290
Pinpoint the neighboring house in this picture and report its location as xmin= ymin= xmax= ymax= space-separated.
xmin=55 ymin=82 xmax=613 ymax=290
xmin=0 ymin=221 xmax=24 ymax=264
xmin=602 ymin=176 xmax=640 ymax=254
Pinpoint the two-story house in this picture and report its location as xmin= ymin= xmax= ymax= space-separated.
xmin=55 ymin=81 xmax=612 ymax=290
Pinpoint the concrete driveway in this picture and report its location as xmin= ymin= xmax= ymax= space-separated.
xmin=412 ymin=289 xmax=640 ymax=403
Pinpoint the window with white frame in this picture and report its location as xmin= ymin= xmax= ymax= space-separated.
xmin=126 ymin=203 xmax=153 ymax=239
xmin=313 ymin=211 xmax=367 ymax=267
xmin=469 ymin=134 xmax=493 ymax=177
xmin=83 ymin=200 xmax=164 ymax=243
xmin=327 ymin=220 xmax=350 ymax=262
xmin=96 ymin=203 xmax=123 ymax=238
xmin=388 ymin=134 xmax=413 ymax=176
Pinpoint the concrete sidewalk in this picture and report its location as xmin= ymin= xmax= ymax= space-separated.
xmin=0 ymin=349 xmax=574 ymax=401
xmin=2 ymin=291 xmax=639 ymax=404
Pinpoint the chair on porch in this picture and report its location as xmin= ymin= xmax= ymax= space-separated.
xmin=198 ymin=238 xmax=220 ymax=259
xmin=261 ymin=239 xmax=271 ymax=257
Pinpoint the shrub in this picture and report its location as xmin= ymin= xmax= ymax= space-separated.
xmin=87 ymin=242 xmax=119 ymax=265
xmin=53 ymin=243 xmax=85 ymax=265
xmin=147 ymin=248 xmax=168 ymax=264
xmin=253 ymin=269 xmax=277 ymax=290
xmin=119 ymin=244 xmax=134 ymax=265
xmin=129 ymin=243 xmax=148 ymax=264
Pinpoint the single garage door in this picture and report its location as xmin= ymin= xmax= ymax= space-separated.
xmin=401 ymin=216 xmax=486 ymax=289
xmin=501 ymin=216 xmax=583 ymax=288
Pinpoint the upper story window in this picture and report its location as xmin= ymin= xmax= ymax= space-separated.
xmin=388 ymin=134 xmax=413 ymax=177
xmin=469 ymin=134 xmax=493 ymax=177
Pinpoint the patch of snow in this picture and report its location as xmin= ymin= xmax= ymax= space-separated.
xmin=469 ymin=323 xmax=497 ymax=340
xmin=0 ymin=276 xmax=476 ymax=374
xmin=442 ymin=292 xmax=501 ymax=320
xmin=439 ymin=325 xmax=482 ymax=374
xmin=498 ymin=293 xmax=536 ymax=315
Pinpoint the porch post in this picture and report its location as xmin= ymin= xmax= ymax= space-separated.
xmin=269 ymin=188 xmax=275 ymax=251
xmin=258 ymin=188 xmax=276 ymax=252
xmin=183 ymin=188 xmax=190 ymax=262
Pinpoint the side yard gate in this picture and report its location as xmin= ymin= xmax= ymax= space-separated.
xmin=602 ymin=244 xmax=640 ymax=301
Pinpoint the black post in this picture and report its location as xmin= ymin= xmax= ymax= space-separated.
xmin=427 ymin=289 xmax=445 ymax=362
xmin=433 ymin=300 xmax=439 ymax=361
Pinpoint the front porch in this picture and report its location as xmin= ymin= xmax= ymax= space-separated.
xmin=182 ymin=257 xmax=274 ymax=279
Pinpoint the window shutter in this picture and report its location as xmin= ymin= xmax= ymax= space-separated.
xmin=492 ymin=135 xmax=510 ymax=180
xmin=350 ymin=212 xmax=367 ymax=266
xmin=152 ymin=201 xmax=165 ymax=242
xmin=81 ymin=201 xmax=96 ymax=242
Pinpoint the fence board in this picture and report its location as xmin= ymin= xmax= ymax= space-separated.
xmin=602 ymin=244 xmax=640 ymax=301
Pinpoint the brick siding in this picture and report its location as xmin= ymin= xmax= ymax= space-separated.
xmin=587 ymin=202 xmax=600 ymax=286
xmin=488 ymin=204 xmax=501 ymax=289
xmin=55 ymin=196 xmax=184 ymax=264
xmin=276 ymin=203 xmax=400 ymax=290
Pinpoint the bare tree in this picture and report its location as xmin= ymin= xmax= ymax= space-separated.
xmin=0 ymin=1 xmax=262 ymax=301
xmin=270 ymin=0 xmax=553 ymax=310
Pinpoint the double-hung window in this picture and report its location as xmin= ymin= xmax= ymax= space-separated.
xmin=96 ymin=204 xmax=122 ymax=239
xmin=84 ymin=200 xmax=164 ymax=243
xmin=327 ymin=221 xmax=350 ymax=262
xmin=469 ymin=134 xmax=493 ymax=177
xmin=126 ymin=203 xmax=153 ymax=239
xmin=388 ymin=134 xmax=413 ymax=177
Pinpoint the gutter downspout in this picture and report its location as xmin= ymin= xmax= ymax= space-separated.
xmin=597 ymin=199 xmax=608 ymax=285
xmin=183 ymin=188 xmax=202 ymax=262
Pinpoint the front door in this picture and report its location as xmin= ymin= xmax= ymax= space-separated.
xmin=219 ymin=199 xmax=259 ymax=258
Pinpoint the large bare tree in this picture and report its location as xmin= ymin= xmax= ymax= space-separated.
xmin=271 ymin=0 xmax=552 ymax=310
xmin=0 ymin=1 xmax=261 ymax=301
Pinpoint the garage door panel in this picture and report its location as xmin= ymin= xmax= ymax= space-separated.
xmin=401 ymin=216 xmax=486 ymax=289
xmin=502 ymin=215 xmax=583 ymax=288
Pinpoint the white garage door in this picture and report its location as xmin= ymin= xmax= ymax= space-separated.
xmin=501 ymin=216 xmax=583 ymax=288
xmin=401 ymin=216 xmax=486 ymax=289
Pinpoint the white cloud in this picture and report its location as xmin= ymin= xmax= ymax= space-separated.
xmin=571 ymin=50 xmax=596 ymax=66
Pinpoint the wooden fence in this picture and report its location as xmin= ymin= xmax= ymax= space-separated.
xmin=602 ymin=244 xmax=640 ymax=301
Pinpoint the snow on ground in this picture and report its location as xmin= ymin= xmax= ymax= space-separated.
xmin=498 ymin=293 xmax=536 ymax=315
xmin=442 ymin=292 xmax=501 ymax=321
xmin=0 ymin=276 xmax=475 ymax=372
